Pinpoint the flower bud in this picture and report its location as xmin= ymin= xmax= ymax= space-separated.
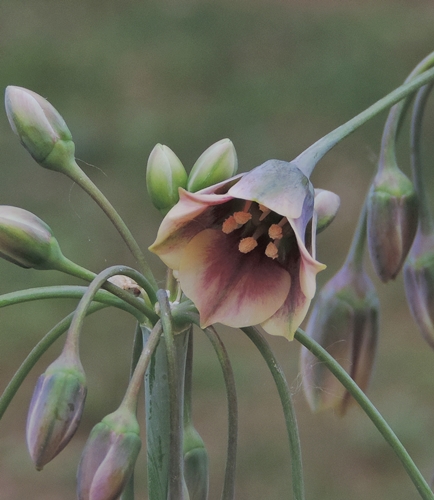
xmin=187 ymin=138 xmax=238 ymax=192
xmin=314 ymin=188 xmax=340 ymax=233
xmin=26 ymin=354 xmax=86 ymax=470
xmin=0 ymin=205 xmax=66 ymax=270
xmin=367 ymin=166 xmax=418 ymax=282
xmin=5 ymin=86 xmax=75 ymax=171
xmin=77 ymin=407 xmax=141 ymax=500
xmin=404 ymin=231 xmax=434 ymax=348
xmin=183 ymin=425 xmax=209 ymax=500
xmin=146 ymin=144 xmax=188 ymax=215
xmin=301 ymin=263 xmax=379 ymax=415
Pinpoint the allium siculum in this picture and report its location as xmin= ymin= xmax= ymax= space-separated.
xmin=150 ymin=159 xmax=340 ymax=340
xmin=301 ymin=262 xmax=379 ymax=415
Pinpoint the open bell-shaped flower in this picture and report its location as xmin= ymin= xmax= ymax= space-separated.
xmin=150 ymin=159 xmax=340 ymax=340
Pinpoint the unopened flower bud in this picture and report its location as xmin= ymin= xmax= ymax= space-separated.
xmin=301 ymin=263 xmax=379 ymax=415
xmin=367 ymin=166 xmax=418 ymax=282
xmin=5 ymin=86 xmax=75 ymax=172
xmin=314 ymin=189 xmax=340 ymax=233
xmin=187 ymin=138 xmax=238 ymax=192
xmin=0 ymin=206 xmax=66 ymax=270
xmin=146 ymin=144 xmax=188 ymax=215
xmin=404 ymin=231 xmax=434 ymax=348
xmin=183 ymin=424 xmax=209 ymax=500
xmin=77 ymin=407 xmax=141 ymax=500
xmin=26 ymin=353 xmax=86 ymax=470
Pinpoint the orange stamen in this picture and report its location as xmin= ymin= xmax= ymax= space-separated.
xmin=239 ymin=237 xmax=258 ymax=254
xmin=265 ymin=242 xmax=279 ymax=259
xmin=269 ymin=224 xmax=283 ymax=240
xmin=233 ymin=211 xmax=252 ymax=225
xmin=222 ymin=216 xmax=239 ymax=234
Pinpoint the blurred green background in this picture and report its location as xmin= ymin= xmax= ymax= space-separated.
xmin=1 ymin=0 xmax=434 ymax=498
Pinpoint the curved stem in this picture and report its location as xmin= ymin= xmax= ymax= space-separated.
xmin=295 ymin=328 xmax=434 ymax=500
xmin=0 ymin=302 xmax=107 ymax=420
xmin=0 ymin=285 xmax=142 ymax=320
xmin=203 ymin=326 xmax=238 ymax=500
xmin=63 ymin=159 xmax=157 ymax=289
xmin=411 ymin=83 xmax=434 ymax=235
xmin=294 ymin=65 xmax=434 ymax=177
xmin=242 ymin=327 xmax=304 ymax=500
xmin=343 ymin=200 xmax=368 ymax=272
xmin=157 ymin=289 xmax=185 ymax=500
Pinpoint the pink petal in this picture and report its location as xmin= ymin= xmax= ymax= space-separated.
xmin=178 ymin=229 xmax=291 ymax=328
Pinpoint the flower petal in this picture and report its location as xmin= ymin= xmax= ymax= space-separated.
xmin=228 ymin=160 xmax=314 ymax=220
xmin=179 ymin=229 xmax=291 ymax=328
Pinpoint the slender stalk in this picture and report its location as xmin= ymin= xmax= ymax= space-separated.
xmin=294 ymin=65 xmax=434 ymax=176
xmin=62 ymin=158 xmax=157 ymax=289
xmin=295 ymin=328 xmax=434 ymax=500
xmin=0 ymin=302 xmax=107 ymax=420
xmin=242 ymin=327 xmax=304 ymax=500
xmin=203 ymin=326 xmax=238 ymax=500
xmin=410 ymin=83 xmax=434 ymax=235
xmin=0 ymin=286 xmax=142 ymax=320
xmin=343 ymin=200 xmax=368 ymax=272
xmin=157 ymin=289 xmax=185 ymax=500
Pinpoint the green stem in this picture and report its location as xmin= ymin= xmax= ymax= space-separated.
xmin=63 ymin=159 xmax=157 ymax=289
xmin=295 ymin=328 xmax=434 ymax=500
xmin=294 ymin=65 xmax=434 ymax=177
xmin=410 ymin=83 xmax=434 ymax=235
xmin=183 ymin=329 xmax=194 ymax=428
xmin=343 ymin=200 xmax=368 ymax=272
xmin=0 ymin=302 xmax=107 ymax=420
xmin=0 ymin=285 xmax=142 ymax=320
xmin=157 ymin=289 xmax=186 ymax=500
xmin=203 ymin=326 xmax=238 ymax=500
xmin=242 ymin=327 xmax=304 ymax=500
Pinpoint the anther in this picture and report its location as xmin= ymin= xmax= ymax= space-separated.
xmin=239 ymin=237 xmax=258 ymax=254
xmin=265 ymin=242 xmax=279 ymax=259
xmin=269 ymin=224 xmax=283 ymax=240
xmin=222 ymin=216 xmax=239 ymax=234
xmin=233 ymin=211 xmax=252 ymax=225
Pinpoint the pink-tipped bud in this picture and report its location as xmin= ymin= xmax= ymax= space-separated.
xmin=404 ymin=231 xmax=434 ymax=348
xmin=301 ymin=263 xmax=379 ymax=415
xmin=5 ymin=86 xmax=75 ymax=171
xmin=77 ymin=407 xmax=141 ymax=500
xmin=26 ymin=354 xmax=86 ymax=470
xmin=0 ymin=205 xmax=66 ymax=270
xmin=367 ymin=166 xmax=418 ymax=282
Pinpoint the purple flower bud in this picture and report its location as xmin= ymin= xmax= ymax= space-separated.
xmin=367 ymin=166 xmax=418 ymax=282
xmin=5 ymin=86 xmax=75 ymax=171
xmin=301 ymin=263 xmax=379 ymax=415
xmin=26 ymin=354 xmax=86 ymax=470
xmin=404 ymin=231 xmax=434 ymax=348
xmin=77 ymin=407 xmax=141 ymax=500
xmin=0 ymin=205 xmax=65 ymax=270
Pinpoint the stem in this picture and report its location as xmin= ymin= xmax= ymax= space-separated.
xmin=63 ymin=159 xmax=157 ymax=288
xmin=295 ymin=328 xmax=434 ymax=500
xmin=343 ymin=200 xmax=368 ymax=271
xmin=157 ymin=289 xmax=186 ymax=500
xmin=183 ymin=329 xmax=194 ymax=428
xmin=242 ymin=327 xmax=304 ymax=500
xmin=203 ymin=326 xmax=238 ymax=500
xmin=294 ymin=65 xmax=434 ymax=176
xmin=410 ymin=83 xmax=434 ymax=235
xmin=0 ymin=286 xmax=142 ymax=320
xmin=0 ymin=302 xmax=107 ymax=420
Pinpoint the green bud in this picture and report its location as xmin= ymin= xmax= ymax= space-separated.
xmin=5 ymin=86 xmax=75 ymax=172
xmin=0 ymin=205 xmax=66 ymax=270
xmin=367 ymin=165 xmax=418 ymax=282
xmin=301 ymin=262 xmax=379 ymax=415
xmin=77 ymin=407 xmax=141 ymax=500
xmin=146 ymin=144 xmax=188 ymax=215
xmin=404 ymin=231 xmax=434 ymax=348
xmin=26 ymin=353 xmax=87 ymax=470
xmin=314 ymin=188 xmax=340 ymax=233
xmin=183 ymin=424 xmax=209 ymax=500
xmin=187 ymin=138 xmax=238 ymax=192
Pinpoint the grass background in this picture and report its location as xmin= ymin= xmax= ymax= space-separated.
xmin=1 ymin=0 xmax=434 ymax=498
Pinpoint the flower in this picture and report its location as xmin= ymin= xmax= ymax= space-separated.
xmin=150 ymin=159 xmax=339 ymax=340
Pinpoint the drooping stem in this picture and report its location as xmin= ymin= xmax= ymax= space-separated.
xmin=295 ymin=328 xmax=434 ymax=500
xmin=343 ymin=200 xmax=368 ymax=272
xmin=294 ymin=64 xmax=434 ymax=177
xmin=410 ymin=83 xmax=434 ymax=235
xmin=62 ymin=158 xmax=157 ymax=289
xmin=0 ymin=302 xmax=107 ymax=421
xmin=242 ymin=326 xmax=304 ymax=500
